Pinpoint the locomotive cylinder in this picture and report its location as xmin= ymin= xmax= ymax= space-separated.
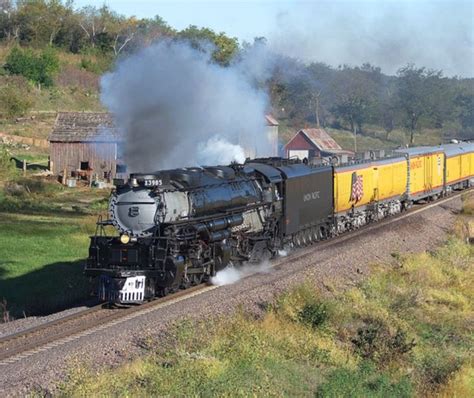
xmin=195 ymin=214 xmax=243 ymax=234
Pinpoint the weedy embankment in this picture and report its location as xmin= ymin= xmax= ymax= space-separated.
xmin=60 ymin=193 xmax=473 ymax=397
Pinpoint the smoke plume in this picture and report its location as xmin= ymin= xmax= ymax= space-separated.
xmin=269 ymin=1 xmax=473 ymax=77
xmin=101 ymin=40 xmax=272 ymax=171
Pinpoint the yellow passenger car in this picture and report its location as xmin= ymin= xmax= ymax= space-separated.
xmin=443 ymin=143 xmax=474 ymax=189
xmin=396 ymin=147 xmax=444 ymax=201
xmin=333 ymin=157 xmax=407 ymax=213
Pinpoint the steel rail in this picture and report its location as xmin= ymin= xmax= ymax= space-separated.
xmin=0 ymin=188 xmax=471 ymax=366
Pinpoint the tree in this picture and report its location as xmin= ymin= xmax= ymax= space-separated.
xmin=396 ymin=65 xmax=442 ymax=144
xmin=77 ymin=5 xmax=109 ymax=49
xmin=0 ymin=0 xmax=20 ymax=42
xmin=107 ymin=15 xmax=138 ymax=56
xmin=376 ymin=78 xmax=399 ymax=140
xmin=5 ymin=46 xmax=59 ymax=87
xmin=178 ymin=25 xmax=239 ymax=66
xmin=331 ymin=65 xmax=379 ymax=150
xmin=455 ymin=90 xmax=474 ymax=136
xmin=13 ymin=0 xmax=73 ymax=46
xmin=131 ymin=15 xmax=174 ymax=48
xmin=306 ymin=62 xmax=336 ymax=127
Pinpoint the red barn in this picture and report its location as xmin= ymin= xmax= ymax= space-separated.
xmin=284 ymin=128 xmax=353 ymax=160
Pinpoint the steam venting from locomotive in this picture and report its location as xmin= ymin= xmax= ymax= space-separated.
xmin=101 ymin=40 xmax=272 ymax=171
xmin=211 ymin=260 xmax=272 ymax=286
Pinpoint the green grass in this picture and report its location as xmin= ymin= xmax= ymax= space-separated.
xmin=10 ymin=151 xmax=49 ymax=164
xmin=0 ymin=211 xmax=98 ymax=317
xmin=0 ymin=176 xmax=110 ymax=318
xmin=59 ymin=233 xmax=474 ymax=396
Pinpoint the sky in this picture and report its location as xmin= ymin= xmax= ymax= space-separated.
xmin=73 ymin=0 xmax=474 ymax=77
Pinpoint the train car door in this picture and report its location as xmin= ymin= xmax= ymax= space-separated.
xmin=372 ymin=166 xmax=379 ymax=202
xmin=436 ymin=153 xmax=443 ymax=190
xmin=424 ymin=155 xmax=432 ymax=194
xmin=461 ymin=153 xmax=470 ymax=180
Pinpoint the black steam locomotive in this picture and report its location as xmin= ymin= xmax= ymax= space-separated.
xmin=85 ymin=158 xmax=333 ymax=302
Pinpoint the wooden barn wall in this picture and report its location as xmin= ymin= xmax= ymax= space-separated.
xmin=285 ymin=132 xmax=316 ymax=151
xmin=50 ymin=142 xmax=118 ymax=177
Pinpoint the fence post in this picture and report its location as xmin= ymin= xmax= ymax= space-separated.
xmin=23 ymin=160 xmax=27 ymax=176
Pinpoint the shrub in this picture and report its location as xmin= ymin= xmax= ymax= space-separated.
xmin=79 ymin=55 xmax=112 ymax=75
xmin=0 ymin=146 xmax=17 ymax=178
xmin=352 ymin=318 xmax=415 ymax=364
xmin=80 ymin=58 xmax=101 ymax=74
xmin=0 ymin=76 xmax=34 ymax=118
xmin=5 ymin=177 xmax=62 ymax=196
xmin=5 ymin=47 xmax=59 ymax=87
xmin=298 ymin=302 xmax=330 ymax=328
xmin=419 ymin=352 xmax=462 ymax=389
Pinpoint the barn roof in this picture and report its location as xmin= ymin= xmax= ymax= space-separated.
xmin=300 ymin=129 xmax=342 ymax=151
xmin=48 ymin=112 xmax=122 ymax=142
xmin=285 ymin=128 xmax=352 ymax=154
xmin=265 ymin=114 xmax=279 ymax=126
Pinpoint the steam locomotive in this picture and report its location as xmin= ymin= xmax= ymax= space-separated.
xmin=85 ymin=143 xmax=473 ymax=303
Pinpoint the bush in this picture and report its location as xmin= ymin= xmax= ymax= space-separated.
xmin=4 ymin=177 xmax=63 ymax=198
xmin=5 ymin=47 xmax=59 ymax=87
xmin=298 ymin=302 xmax=330 ymax=328
xmin=79 ymin=55 xmax=112 ymax=75
xmin=79 ymin=58 xmax=101 ymax=74
xmin=352 ymin=318 xmax=415 ymax=364
xmin=0 ymin=146 xmax=16 ymax=178
xmin=0 ymin=76 xmax=33 ymax=118
xmin=419 ymin=352 xmax=462 ymax=388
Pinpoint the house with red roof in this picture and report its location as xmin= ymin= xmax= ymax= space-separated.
xmin=284 ymin=128 xmax=353 ymax=160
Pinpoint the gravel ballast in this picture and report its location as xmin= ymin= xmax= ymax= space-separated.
xmin=0 ymin=196 xmax=464 ymax=396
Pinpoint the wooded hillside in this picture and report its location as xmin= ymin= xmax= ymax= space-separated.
xmin=0 ymin=0 xmax=473 ymax=147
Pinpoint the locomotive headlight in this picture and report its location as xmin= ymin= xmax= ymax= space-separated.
xmin=120 ymin=234 xmax=131 ymax=244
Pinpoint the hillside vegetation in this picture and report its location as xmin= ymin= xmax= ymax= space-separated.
xmin=0 ymin=1 xmax=472 ymax=149
xmin=60 ymin=198 xmax=473 ymax=396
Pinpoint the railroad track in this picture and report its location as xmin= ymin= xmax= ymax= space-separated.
xmin=0 ymin=189 xmax=470 ymax=366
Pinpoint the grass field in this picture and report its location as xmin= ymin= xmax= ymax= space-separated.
xmin=59 ymin=194 xmax=474 ymax=396
xmin=0 ymin=180 xmax=109 ymax=319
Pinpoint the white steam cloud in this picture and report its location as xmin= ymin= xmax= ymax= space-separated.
xmin=196 ymin=136 xmax=246 ymax=165
xmin=210 ymin=249 xmax=289 ymax=286
xmin=211 ymin=260 xmax=272 ymax=286
xmin=101 ymin=40 xmax=272 ymax=171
